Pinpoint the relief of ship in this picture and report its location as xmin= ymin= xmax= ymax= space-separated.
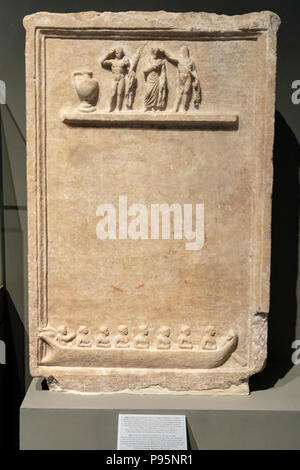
xmin=37 ymin=329 xmax=238 ymax=369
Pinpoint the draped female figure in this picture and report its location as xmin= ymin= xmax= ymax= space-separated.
xmin=143 ymin=48 xmax=168 ymax=111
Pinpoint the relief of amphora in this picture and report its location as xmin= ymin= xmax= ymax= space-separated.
xmin=73 ymin=71 xmax=99 ymax=113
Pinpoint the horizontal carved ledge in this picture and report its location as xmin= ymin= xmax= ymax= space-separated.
xmin=39 ymin=29 xmax=261 ymax=40
xmin=61 ymin=110 xmax=239 ymax=129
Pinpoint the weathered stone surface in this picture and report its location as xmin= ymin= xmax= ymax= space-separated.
xmin=24 ymin=11 xmax=280 ymax=394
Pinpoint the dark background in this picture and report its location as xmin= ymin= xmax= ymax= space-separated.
xmin=0 ymin=0 xmax=299 ymax=449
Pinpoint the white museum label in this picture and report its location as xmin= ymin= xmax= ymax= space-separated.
xmin=117 ymin=414 xmax=187 ymax=450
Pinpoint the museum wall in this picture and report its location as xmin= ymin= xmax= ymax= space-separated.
xmin=0 ymin=0 xmax=299 ymax=448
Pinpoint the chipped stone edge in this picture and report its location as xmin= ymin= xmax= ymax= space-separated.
xmin=24 ymin=11 xmax=280 ymax=393
xmin=248 ymin=10 xmax=279 ymax=378
xmin=23 ymin=10 xmax=281 ymax=35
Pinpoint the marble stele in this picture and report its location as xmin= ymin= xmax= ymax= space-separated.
xmin=24 ymin=11 xmax=280 ymax=394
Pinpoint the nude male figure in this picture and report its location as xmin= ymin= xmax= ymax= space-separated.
xmin=164 ymin=46 xmax=201 ymax=112
xmin=101 ymin=47 xmax=130 ymax=111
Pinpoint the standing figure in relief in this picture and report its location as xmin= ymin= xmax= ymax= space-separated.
xmin=201 ymin=326 xmax=217 ymax=350
xmin=101 ymin=45 xmax=144 ymax=111
xmin=76 ymin=325 xmax=92 ymax=348
xmin=143 ymin=48 xmax=168 ymax=111
xmin=101 ymin=47 xmax=130 ymax=112
xmin=164 ymin=46 xmax=201 ymax=112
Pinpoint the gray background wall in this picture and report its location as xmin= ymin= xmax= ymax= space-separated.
xmin=0 ymin=0 xmax=299 ymax=449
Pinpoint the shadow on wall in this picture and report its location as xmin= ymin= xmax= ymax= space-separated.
xmin=4 ymin=292 xmax=26 ymax=449
xmin=250 ymin=110 xmax=299 ymax=391
xmin=0 ymin=108 xmax=27 ymax=449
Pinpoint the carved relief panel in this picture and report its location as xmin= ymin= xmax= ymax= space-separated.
xmin=24 ymin=11 xmax=279 ymax=394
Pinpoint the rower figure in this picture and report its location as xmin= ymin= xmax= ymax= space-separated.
xmin=134 ymin=325 xmax=150 ymax=349
xmin=201 ymin=326 xmax=217 ymax=350
xmin=157 ymin=326 xmax=171 ymax=349
xmin=115 ymin=325 xmax=130 ymax=348
xmin=55 ymin=326 xmax=76 ymax=347
xmin=95 ymin=326 xmax=111 ymax=348
xmin=76 ymin=325 xmax=92 ymax=348
xmin=178 ymin=325 xmax=193 ymax=349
